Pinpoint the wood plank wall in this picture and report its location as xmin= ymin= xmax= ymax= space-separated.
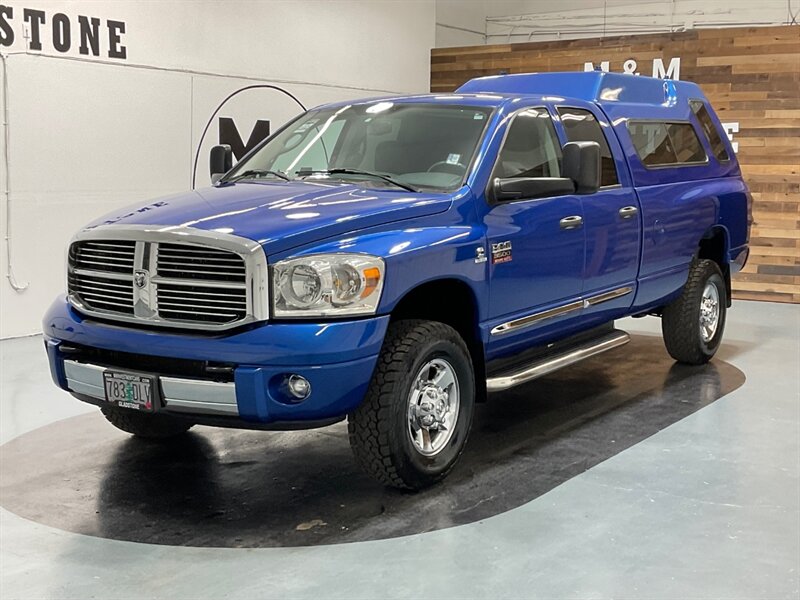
xmin=431 ymin=25 xmax=800 ymax=303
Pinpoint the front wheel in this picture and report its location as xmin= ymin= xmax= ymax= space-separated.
xmin=662 ymin=259 xmax=728 ymax=365
xmin=348 ymin=319 xmax=475 ymax=490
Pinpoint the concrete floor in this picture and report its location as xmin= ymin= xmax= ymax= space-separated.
xmin=1 ymin=300 xmax=798 ymax=599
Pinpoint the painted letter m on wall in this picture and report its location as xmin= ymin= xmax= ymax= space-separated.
xmin=218 ymin=118 xmax=271 ymax=161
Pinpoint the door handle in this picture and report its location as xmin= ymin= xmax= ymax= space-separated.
xmin=560 ymin=215 xmax=583 ymax=230
xmin=619 ymin=205 xmax=639 ymax=219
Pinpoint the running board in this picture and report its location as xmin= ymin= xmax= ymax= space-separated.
xmin=486 ymin=329 xmax=631 ymax=393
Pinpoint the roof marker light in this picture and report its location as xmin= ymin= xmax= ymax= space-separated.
xmin=663 ymin=80 xmax=678 ymax=107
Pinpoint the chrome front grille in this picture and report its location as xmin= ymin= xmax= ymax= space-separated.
xmin=67 ymin=226 xmax=268 ymax=331
xmin=157 ymin=243 xmax=246 ymax=283
xmin=156 ymin=282 xmax=247 ymax=324
xmin=71 ymin=240 xmax=136 ymax=274
xmin=67 ymin=271 xmax=135 ymax=315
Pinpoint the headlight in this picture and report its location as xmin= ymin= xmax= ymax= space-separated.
xmin=272 ymin=253 xmax=385 ymax=318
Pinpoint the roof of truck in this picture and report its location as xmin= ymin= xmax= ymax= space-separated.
xmin=455 ymin=71 xmax=706 ymax=107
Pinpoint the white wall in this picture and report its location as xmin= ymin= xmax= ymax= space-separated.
xmin=436 ymin=0 xmax=795 ymax=47
xmin=435 ymin=0 xmax=487 ymax=47
xmin=0 ymin=0 xmax=436 ymax=338
xmin=485 ymin=0 xmax=794 ymax=43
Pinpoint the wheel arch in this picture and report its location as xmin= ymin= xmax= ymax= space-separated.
xmin=389 ymin=278 xmax=486 ymax=402
xmin=697 ymin=225 xmax=732 ymax=307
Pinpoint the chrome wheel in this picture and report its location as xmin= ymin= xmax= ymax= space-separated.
xmin=699 ymin=281 xmax=720 ymax=343
xmin=407 ymin=358 xmax=460 ymax=457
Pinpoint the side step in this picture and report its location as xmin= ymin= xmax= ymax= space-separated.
xmin=486 ymin=329 xmax=630 ymax=393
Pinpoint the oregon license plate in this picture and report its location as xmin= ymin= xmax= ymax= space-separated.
xmin=103 ymin=371 xmax=157 ymax=412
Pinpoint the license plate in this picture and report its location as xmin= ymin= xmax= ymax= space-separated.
xmin=103 ymin=370 xmax=157 ymax=412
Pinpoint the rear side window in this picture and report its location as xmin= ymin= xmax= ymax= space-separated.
xmin=628 ymin=121 xmax=707 ymax=167
xmin=557 ymin=107 xmax=619 ymax=186
xmin=690 ymin=100 xmax=730 ymax=162
xmin=494 ymin=107 xmax=562 ymax=179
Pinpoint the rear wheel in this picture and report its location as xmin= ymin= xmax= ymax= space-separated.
xmin=348 ymin=319 xmax=475 ymax=490
xmin=661 ymin=259 xmax=727 ymax=365
xmin=101 ymin=406 xmax=193 ymax=438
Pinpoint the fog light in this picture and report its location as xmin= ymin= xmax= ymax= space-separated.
xmin=286 ymin=374 xmax=311 ymax=400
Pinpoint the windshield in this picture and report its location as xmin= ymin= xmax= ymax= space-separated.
xmin=223 ymin=102 xmax=493 ymax=191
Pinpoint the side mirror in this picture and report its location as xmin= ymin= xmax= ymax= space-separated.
xmin=492 ymin=176 xmax=575 ymax=202
xmin=562 ymin=141 xmax=601 ymax=194
xmin=209 ymin=144 xmax=233 ymax=184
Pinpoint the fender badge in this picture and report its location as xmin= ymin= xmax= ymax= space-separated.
xmin=491 ymin=241 xmax=512 ymax=264
xmin=475 ymin=247 xmax=487 ymax=264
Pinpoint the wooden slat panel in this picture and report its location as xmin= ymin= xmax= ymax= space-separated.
xmin=432 ymin=24 xmax=800 ymax=303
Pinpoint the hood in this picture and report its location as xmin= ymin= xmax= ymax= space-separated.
xmin=83 ymin=181 xmax=454 ymax=255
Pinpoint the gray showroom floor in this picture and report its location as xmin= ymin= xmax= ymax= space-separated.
xmin=1 ymin=300 xmax=798 ymax=600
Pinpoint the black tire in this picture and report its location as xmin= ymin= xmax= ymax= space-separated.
xmin=662 ymin=259 xmax=728 ymax=365
xmin=348 ymin=319 xmax=475 ymax=490
xmin=101 ymin=406 xmax=193 ymax=438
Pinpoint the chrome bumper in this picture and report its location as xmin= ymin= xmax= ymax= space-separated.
xmin=63 ymin=360 xmax=239 ymax=416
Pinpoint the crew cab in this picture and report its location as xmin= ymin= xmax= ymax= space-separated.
xmin=43 ymin=72 xmax=751 ymax=489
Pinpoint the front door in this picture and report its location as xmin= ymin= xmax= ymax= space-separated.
xmin=483 ymin=106 xmax=586 ymax=357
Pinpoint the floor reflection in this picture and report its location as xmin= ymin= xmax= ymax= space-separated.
xmin=0 ymin=334 xmax=744 ymax=547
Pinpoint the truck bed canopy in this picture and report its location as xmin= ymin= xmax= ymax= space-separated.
xmin=456 ymin=71 xmax=707 ymax=108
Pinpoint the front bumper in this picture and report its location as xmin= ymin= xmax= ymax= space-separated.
xmin=63 ymin=359 xmax=240 ymax=415
xmin=43 ymin=296 xmax=389 ymax=427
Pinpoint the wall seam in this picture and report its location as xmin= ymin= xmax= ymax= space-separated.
xmin=0 ymin=51 xmax=410 ymax=96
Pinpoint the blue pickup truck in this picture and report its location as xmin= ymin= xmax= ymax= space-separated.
xmin=44 ymin=72 xmax=750 ymax=489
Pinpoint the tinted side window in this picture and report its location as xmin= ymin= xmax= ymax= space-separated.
xmin=667 ymin=123 xmax=706 ymax=164
xmin=628 ymin=122 xmax=676 ymax=166
xmin=495 ymin=108 xmax=562 ymax=179
xmin=557 ymin=107 xmax=619 ymax=186
xmin=690 ymin=100 xmax=730 ymax=162
xmin=628 ymin=121 xmax=707 ymax=167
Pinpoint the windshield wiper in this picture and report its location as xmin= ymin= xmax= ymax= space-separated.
xmin=299 ymin=168 xmax=419 ymax=193
xmin=226 ymin=169 xmax=291 ymax=183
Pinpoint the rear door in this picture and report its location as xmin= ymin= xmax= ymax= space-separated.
xmin=554 ymin=104 xmax=642 ymax=317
